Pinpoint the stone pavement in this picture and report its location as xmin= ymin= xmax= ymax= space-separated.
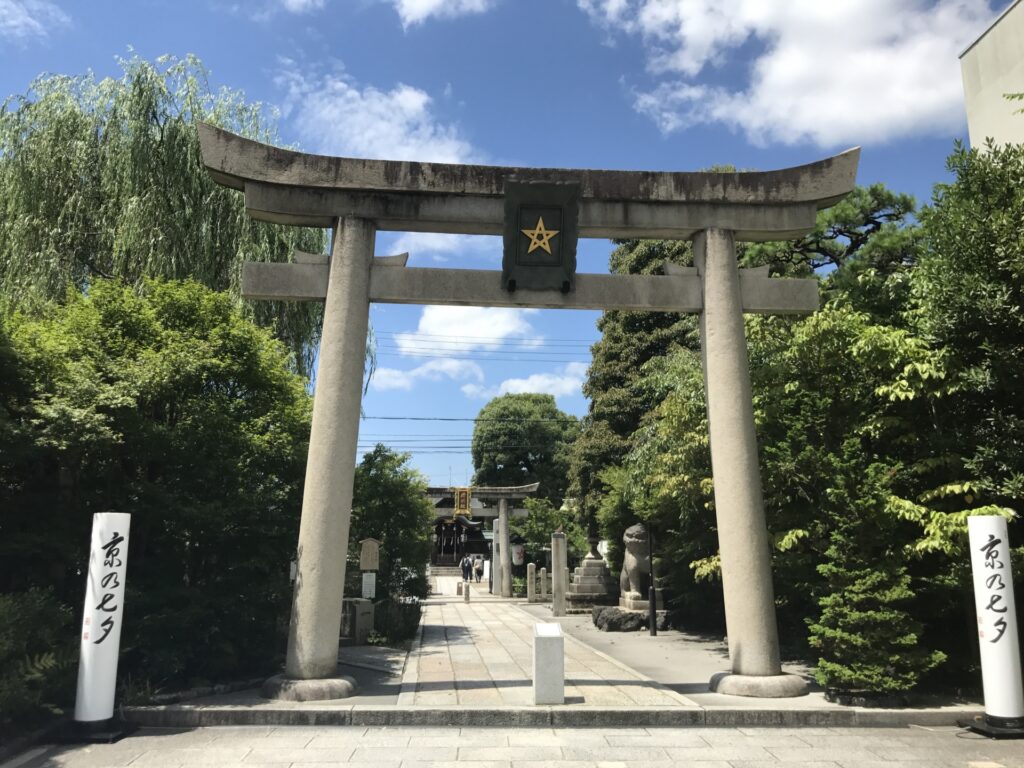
xmin=121 ymin=594 xmax=983 ymax=728
xmin=10 ymin=724 xmax=1024 ymax=767
xmin=399 ymin=594 xmax=693 ymax=709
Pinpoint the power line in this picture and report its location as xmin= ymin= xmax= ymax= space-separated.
xmin=374 ymin=330 xmax=597 ymax=344
xmin=376 ymin=353 xmax=588 ymax=364
xmin=377 ymin=344 xmax=590 ymax=357
xmin=362 ymin=416 xmax=579 ymax=422
xmin=379 ymin=337 xmax=593 ymax=350
xmin=357 ymin=433 xmax=473 ymax=438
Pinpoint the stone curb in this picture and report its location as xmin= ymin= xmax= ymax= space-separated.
xmin=396 ymin=619 xmax=424 ymax=707
xmin=122 ymin=703 xmax=984 ymax=728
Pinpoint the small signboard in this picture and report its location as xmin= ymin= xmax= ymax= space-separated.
xmin=502 ymin=179 xmax=580 ymax=293
xmin=359 ymin=538 xmax=380 ymax=572
xmin=455 ymin=487 xmax=472 ymax=516
xmin=362 ymin=571 xmax=376 ymax=600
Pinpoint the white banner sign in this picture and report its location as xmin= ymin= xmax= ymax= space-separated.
xmin=968 ymin=515 xmax=1024 ymax=721
xmin=74 ymin=512 xmax=131 ymax=722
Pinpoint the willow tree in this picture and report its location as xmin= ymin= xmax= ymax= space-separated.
xmin=0 ymin=55 xmax=325 ymax=372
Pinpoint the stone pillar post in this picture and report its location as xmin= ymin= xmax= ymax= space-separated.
xmin=527 ymin=562 xmax=536 ymax=602
xmin=539 ymin=567 xmax=548 ymax=600
xmin=499 ymin=498 xmax=512 ymax=598
xmin=694 ymin=228 xmax=806 ymax=698
xmin=492 ymin=517 xmax=503 ymax=597
xmin=551 ymin=533 xmax=567 ymax=617
xmin=283 ymin=217 xmax=375 ymax=688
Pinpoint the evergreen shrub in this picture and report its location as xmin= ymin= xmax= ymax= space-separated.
xmin=0 ymin=588 xmax=76 ymax=730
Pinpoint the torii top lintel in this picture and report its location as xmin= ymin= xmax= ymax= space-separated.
xmin=198 ymin=123 xmax=859 ymax=242
xmin=426 ymin=482 xmax=540 ymax=501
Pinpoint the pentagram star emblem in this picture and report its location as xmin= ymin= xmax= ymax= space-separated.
xmin=520 ymin=216 xmax=560 ymax=255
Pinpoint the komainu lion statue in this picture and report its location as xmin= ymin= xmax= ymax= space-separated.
xmin=619 ymin=523 xmax=651 ymax=599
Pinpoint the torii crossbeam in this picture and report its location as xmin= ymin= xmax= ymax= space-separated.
xmin=198 ymin=123 xmax=859 ymax=701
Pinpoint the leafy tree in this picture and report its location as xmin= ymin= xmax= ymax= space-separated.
xmin=349 ymin=445 xmax=434 ymax=601
xmin=471 ymin=393 xmax=578 ymax=505
xmin=1 ymin=279 xmax=311 ymax=686
xmin=914 ymin=141 xmax=1024 ymax=509
xmin=510 ymin=497 xmax=588 ymax=564
xmin=0 ymin=54 xmax=325 ymax=372
xmin=568 ymin=239 xmax=695 ymax=538
xmin=808 ymin=447 xmax=946 ymax=695
xmin=744 ymin=184 xmax=920 ymax=323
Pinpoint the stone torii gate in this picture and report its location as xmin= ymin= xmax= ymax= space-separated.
xmin=425 ymin=483 xmax=539 ymax=598
xmin=198 ymin=124 xmax=859 ymax=700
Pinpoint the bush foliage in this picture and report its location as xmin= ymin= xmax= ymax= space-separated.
xmin=0 ymin=279 xmax=311 ymax=722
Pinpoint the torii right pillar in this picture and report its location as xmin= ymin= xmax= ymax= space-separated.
xmin=696 ymin=228 xmax=808 ymax=698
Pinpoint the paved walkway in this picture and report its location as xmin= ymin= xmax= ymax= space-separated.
xmin=5 ymin=595 xmax=1009 ymax=765
xmin=399 ymin=595 xmax=694 ymax=709
xmin=11 ymin=724 xmax=1024 ymax=767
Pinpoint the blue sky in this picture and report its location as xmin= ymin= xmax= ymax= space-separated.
xmin=1 ymin=0 xmax=1005 ymax=486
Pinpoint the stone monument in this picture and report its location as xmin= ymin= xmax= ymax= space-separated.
xmin=566 ymin=555 xmax=617 ymax=613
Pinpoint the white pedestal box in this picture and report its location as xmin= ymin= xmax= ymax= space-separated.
xmin=533 ymin=622 xmax=564 ymax=705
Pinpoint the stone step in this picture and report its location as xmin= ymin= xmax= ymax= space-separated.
xmin=123 ymin=702 xmax=986 ymax=728
xmin=430 ymin=567 xmax=464 ymax=577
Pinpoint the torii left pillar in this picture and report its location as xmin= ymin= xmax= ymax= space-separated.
xmin=262 ymin=217 xmax=373 ymax=701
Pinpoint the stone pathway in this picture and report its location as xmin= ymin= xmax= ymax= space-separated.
xmin=399 ymin=595 xmax=695 ymax=709
xmin=10 ymin=724 xmax=1024 ymax=767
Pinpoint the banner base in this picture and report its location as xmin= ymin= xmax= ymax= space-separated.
xmin=959 ymin=715 xmax=1024 ymax=740
xmin=57 ymin=717 xmax=138 ymax=744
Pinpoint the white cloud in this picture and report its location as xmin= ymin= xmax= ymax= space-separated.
xmin=462 ymin=362 xmax=589 ymax=401
xmin=280 ymin=0 xmax=324 ymax=11
xmin=276 ymin=60 xmax=479 ymax=162
xmin=388 ymin=233 xmax=501 ymax=264
xmin=579 ymin=0 xmax=995 ymax=147
xmin=371 ymin=358 xmax=484 ymax=391
xmin=390 ymin=0 xmax=494 ymax=27
xmin=395 ymin=306 xmax=540 ymax=355
xmin=0 ymin=0 xmax=69 ymax=42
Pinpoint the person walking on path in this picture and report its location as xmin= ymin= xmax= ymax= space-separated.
xmin=473 ymin=556 xmax=483 ymax=582
xmin=461 ymin=554 xmax=472 ymax=581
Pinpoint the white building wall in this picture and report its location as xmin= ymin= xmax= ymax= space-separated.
xmin=960 ymin=0 xmax=1024 ymax=148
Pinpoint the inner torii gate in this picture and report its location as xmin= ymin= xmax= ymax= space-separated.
xmin=425 ymin=483 xmax=537 ymax=599
xmin=198 ymin=124 xmax=859 ymax=700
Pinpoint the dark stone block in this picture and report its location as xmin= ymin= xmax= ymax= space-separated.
xmin=593 ymin=607 xmax=645 ymax=632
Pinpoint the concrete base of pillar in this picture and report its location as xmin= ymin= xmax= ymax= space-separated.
xmin=260 ymin=674 xmax=358 ymax=702
xmin=709 ymin=672 xmax=809 ymax=698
